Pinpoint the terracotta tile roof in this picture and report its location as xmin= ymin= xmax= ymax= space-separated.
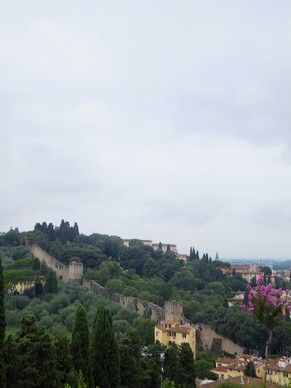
xmin=238 ymin=354 xmax=252 ymax=360
xmin=157 ymin=326 xmax=191 ymax=334
xmin=228 ymin=361 xmax=245 ymax=371
xmin=267 ymin=360 xmax=291 ymax=373
xmin=156 ymin=326 xmax=166 ymax=331
xmin=216 ymin=358 xmax=236 ymax=365
xmin=213 ymin=366 xmax=228 ymax=372
xmin=197 ymin=376 xmax=268 ymax=388
xmin=216 ymin=359 xmax=264 ymax=373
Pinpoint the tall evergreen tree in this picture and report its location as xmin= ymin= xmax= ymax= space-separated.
xmin=15 ymin=315 xmax=57 ymax=387
xmin=4 ymin=335 xmax=20 ymax=388
xmin=179 ymin=343 xmax=195 ymax=388
xmin=71 ymin=305 xmax=91 ymax=386
xmin=54 ymin=334 xmax=72 ymax=385
xmin=0 ymin=258 xmax=5 ymax=387
xmin=91 ymin=305 xmax=120 ymax=388
xmin=164 ymin=345 xmax=181 ymax=386
xmin=244 ymin=361 xmax=257 ymax=378
xmin=47 ymin=222 xmax=55 ymax=241
xmin=73 ymin=222 xmax=79 ymax=237
xmin=119 ymin=329 xmax=148 ymax=388
xmin=45 ymin=269 xmax=58 ymax=293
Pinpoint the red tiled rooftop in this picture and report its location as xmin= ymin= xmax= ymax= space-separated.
xmin=213 ymin=366 xmax=228 ymax=372
xmin=156 ymin=325 xmax=191 ymax=334
xmin=267 ymin=360 xmax=291 ymax=373
xmin=216 ymin=358 xmax=236 ymax=365
xmin=160 ymin=320 xmax=176 ymax=324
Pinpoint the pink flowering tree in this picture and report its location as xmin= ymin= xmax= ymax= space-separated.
xmin=241 ymin=276 xmax=291 ymax=387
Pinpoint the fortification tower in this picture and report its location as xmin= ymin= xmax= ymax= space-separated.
xmin=164 ymin=300 xmax=184 ymax=323
xmin=68 ymin=261 xmax=83 ymax=284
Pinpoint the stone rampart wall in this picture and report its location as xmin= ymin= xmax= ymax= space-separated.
xmin=29 ymin=244 xmax=69 ymax=282
xmin=193 ymin=323 xmax=244 ymax=355
xmin=83 ymin=279 xmax=164 ymax=321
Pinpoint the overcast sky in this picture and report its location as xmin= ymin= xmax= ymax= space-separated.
xmin=1 ymin=1 xmax=291 ymax=259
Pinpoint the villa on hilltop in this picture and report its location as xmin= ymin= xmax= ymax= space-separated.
xmin=122 ymin=239 xmax=192 ymax=263
xmin=122 ymin=239 xmax=177 ymax=253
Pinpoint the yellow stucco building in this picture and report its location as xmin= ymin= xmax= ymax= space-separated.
xmin=266 ymin=357 xmax=291 ymax=385
xmin=154 ymin=320 xmax=196 ymax=359
xmin=212 ymin=355 xmax=264 ymax=380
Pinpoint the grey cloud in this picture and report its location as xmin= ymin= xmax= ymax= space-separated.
xmin=248 ymin=200 xmax=291 ymax=231
xmin=1 ymin=1 xmax=291 ymax=257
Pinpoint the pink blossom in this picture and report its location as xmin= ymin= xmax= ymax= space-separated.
xmin=256 ymin=276 xmax=264 ymax=285
xmin=241 ymin=278 xmax=291 ymax=328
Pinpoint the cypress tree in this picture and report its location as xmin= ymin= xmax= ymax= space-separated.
xmin=5 ymin=335 xmax=20 ymax=388
xmin=91 ymin=305 xmax=120 ymax=388
xmin=164 ymin=345 xmax=181 ymax=386
xmin=179 ymin=343 xmax=195 ymax=388
xmin=119 ymin=330 xmax=147 ymax=388
xmin=45 ymin=269 xmax=58 ymax=294
xmin=244 ymin=361 xmax=257 ymax=377
xmin=15 ymin=315 xmax=57 ymax=387
xmin=0 ymin=258 xmax=5 ymax=387
xmin=54 ymin=334 xmax=72 ymax=385
xmin=71 ymin=305 xmax=91 ymax=386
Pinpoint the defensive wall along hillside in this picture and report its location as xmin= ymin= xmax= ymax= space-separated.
xmin=29 ymin=244 xmax=165 ymax=321
xmin=29 ymin=244 xmax=244 ymax=355
xmin=82 ymin=279 xmax=165 ymax=321
xmin=29 ymin=244 xmax=83 ymax=284
xmin=193 ymin=323 xmax=244 ymax=355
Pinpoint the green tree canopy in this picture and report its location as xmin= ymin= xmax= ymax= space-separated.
xmin=91 ymin=305 xmax=120 ymax=388
xmin=71 ymin=305 xmax=90 ymax=386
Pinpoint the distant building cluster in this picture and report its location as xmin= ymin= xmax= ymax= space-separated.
xmin=207 ymin=355 xmax=291 ymax=387
xmin=213 ymin=355 xmax=265 ymax=380
xmin=223 ymin=263 xmax=291 ymax=284
xmin=223 ymin=263 xmax=262 ymax=282
xmin=122 ymin=238 xmax=193 ymax=263
xmin=122 ymin=239 xmax=177 ymax=253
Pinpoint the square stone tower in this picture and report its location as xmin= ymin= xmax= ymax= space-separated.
xmin=164 ymin=300 xmax=184 ymax=323
xmin=68 ymin=261 xmax=83 ymax=283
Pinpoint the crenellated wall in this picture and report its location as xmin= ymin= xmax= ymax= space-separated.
xmin=29 ymin=244 xmax=244 ymax=355
xmin=29 ymin=244 xmax=69 ymax=281
xmin=28 ymin=244 xmax=83 ymax=283
xmin=83 ymin=279 xmax=165 ymax=321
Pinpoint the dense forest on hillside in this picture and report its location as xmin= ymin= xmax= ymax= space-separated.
xmin=1 ymin=221 xmax=291 ymax=361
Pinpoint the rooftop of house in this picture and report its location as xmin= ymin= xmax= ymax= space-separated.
xmin=160 ymin=320 xmax=176 ymax=324
xmin=156 ymin=320 xmax=193 ymax=334
xmin=215 ymin=355 xmax=291 ymax=376
xmin=196 ymin=376 xmax=276 ymax=388
xmin=216 ymin=357 xmax=237 ymax=365
xmin=267 ymin=357 xmax=291 ymax=372
xmin=156 ymin=325 xmax=192 ymax=334
xmin=214 ymin=356 xmax=265 ymax=373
